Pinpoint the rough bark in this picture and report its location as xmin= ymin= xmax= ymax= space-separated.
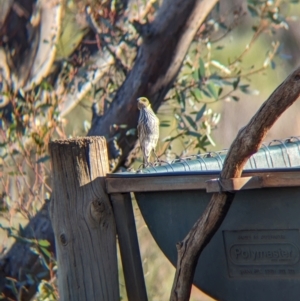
xmin=0 ymin=0 xmax=62 ymax=91
xmin=49 ymin=137 xmax=119 ymax=301
xmin=170 ymin=67 xmax=300 ymax=301
xmin=89 ymin=0 xmax=218 ymax=168
xmin=0 ymin=0 xmax=218 ymax=300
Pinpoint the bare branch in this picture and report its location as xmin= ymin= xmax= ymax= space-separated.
xmin=170 ymin=67 xmax=300 ymax=301
xmin=0 ymin=1 xmax=218 ymax=300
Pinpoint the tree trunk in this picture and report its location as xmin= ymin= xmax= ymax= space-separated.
xmin=89 ymin=0 xmax=218 ymax=169
xmin=0 ymin=0 xmax=218 ymax=299
xmin=49 ymin=137 xmax=119 ymax=301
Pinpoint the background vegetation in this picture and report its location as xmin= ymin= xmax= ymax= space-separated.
xmin=1 ymin=0 xmax=300 ymax=300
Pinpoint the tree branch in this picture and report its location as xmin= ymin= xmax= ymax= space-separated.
xmin=0 ymin=0 xmax=218 ymax=300
xmin=170 ymin=67 xmax=300 ymax=301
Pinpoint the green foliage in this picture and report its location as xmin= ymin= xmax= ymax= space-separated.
xmin=0 ymin=225 xmax=57 ymax=300
xmin=155 ymin=0 xmax=293 ymax=160
xmin=0 ymin=81 xmax=60 ymax=299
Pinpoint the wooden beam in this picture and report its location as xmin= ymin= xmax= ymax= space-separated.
xmin=106 ymin=174 xmax=211 ymax=193
xmin=106 ymin=170 xmax=300 ymax=193
xmin=110 ymin=193 xmax=148 ymax=301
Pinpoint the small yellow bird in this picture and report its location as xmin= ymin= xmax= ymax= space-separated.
xmin=137 ymin=97 xmax=159 ymax=166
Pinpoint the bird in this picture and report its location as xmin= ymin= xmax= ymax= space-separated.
xmin=137 ymin=97 xmax=159 ymax=167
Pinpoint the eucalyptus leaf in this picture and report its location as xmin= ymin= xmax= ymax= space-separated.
xmin=207 ymin=83 xmax=218 ymax=100
xmin=201 ymin=88 xmax=211 ymax=98
xmin=37 ymin=155 xmax=50 ymax=163
xmin=196 ymin=104 xmax=207 ymax=122
xmin=185 ymin=115 xmax=197 ymax=130
xmin=18 ymin=88 xmax=25 ymax=98
xmin=199 ymin=58 xmax=206 ymax=78
xmin=240 ymin=85 xmax=259 ymax=95
xmin=38 ymin=239 xmax=51 ymax=247
xmin=126 ymin=128 xmax=136 ymax=135
xmin=160 ymin=121 xmax=171 ymax=127
xmin=233 ymin=77 xmax=240 ymax=90
xmin=40 ymin=246 xmax=52 ymax=258
xmin=39 ymin=254 xmax=50 ymax=270
xmin=247 ymin=4 xmax=259 ymax=17
xmin=25 ymin=274 xmax=35 ymax=285
xmin=192 ymin=69 xmax=199 ymax=81
xmin=179 ymin=92 xmax=186 ymax=112
xmin=218 ymin=87 xmax=223 ymax=96
xmin=271 ymin=60 xmax=276 ymax=69
xmin=190 ymin=88 xmax=202 ymax=101
xmin=187 ymin=131 xmax=202 ymax=138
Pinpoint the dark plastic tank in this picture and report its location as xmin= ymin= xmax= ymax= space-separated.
xmin=113 ymin=138 xmax=300 ymax=301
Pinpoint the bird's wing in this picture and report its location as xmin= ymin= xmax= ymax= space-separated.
xmin=137 ymin=122 xmax=142 ymax=138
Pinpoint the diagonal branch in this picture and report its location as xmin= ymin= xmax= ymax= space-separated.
xmin=0 ymin=1 xmax=218 ymax=300
xmin=170 ymin=67 xmax=300 ymax=301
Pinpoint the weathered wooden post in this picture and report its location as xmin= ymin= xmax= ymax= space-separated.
xmin=49 ymin=137 xmax=119 ymax=301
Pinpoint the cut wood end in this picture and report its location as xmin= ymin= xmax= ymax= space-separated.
xmin=206 ymin=176 xmax=263 ymax=193
xmin=48 ymin=137 xmax=107 ymax=163
xmin=49 ymin=136 xmax=106 ymax=147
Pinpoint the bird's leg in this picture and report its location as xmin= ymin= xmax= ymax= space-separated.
xmin=144 ymin=161 xmax=151 ymax=168
xmin=152 ymin=149 xmax=159 ymax=165
xmin=143 ymin=156 xmax=150 ymax=168
xmin=137 ymin=159 xmax=149 ymax=172
xmin=137 ymin=163 xmax=145 ymax=172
